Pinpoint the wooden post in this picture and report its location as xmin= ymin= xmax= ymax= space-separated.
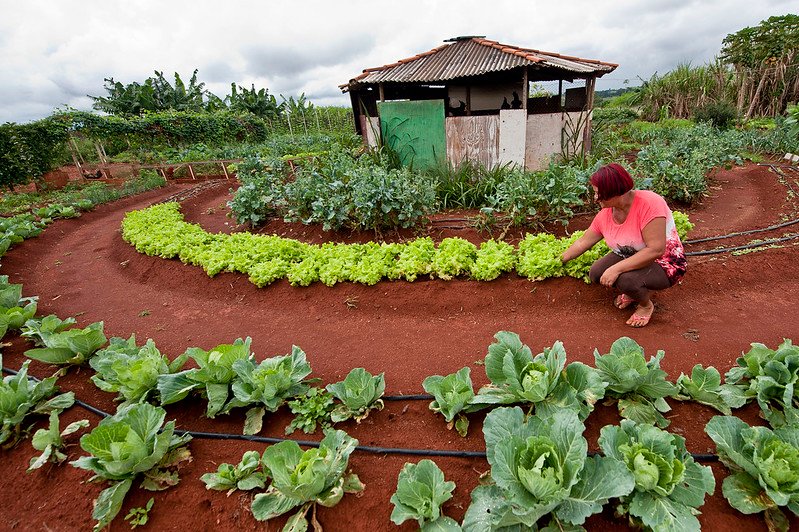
xmin=188 ymin=164 xmax=196 ymax=180
xmin=558 ymin=80 xmax=563 ymax=109
xmin=378 ymin=83 xmax=385 ymax=102
xmin=583 ymin=76 xmax=596 ymax=153
xmin=221 ymin=162 xmax=230 ymax=179
xmin=522 ymin=68 xmax=528 ymax=110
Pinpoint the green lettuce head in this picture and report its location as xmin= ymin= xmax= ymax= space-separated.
xmin=619 ymin=441 xmax=685 ymax=495
xmin=517 ymin=435 xmax=566 ymax=502
xmin=752 ymin=435 xmax=799 ymax=502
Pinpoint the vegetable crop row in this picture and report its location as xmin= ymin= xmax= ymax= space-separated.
xmin=121 ymin=202 xmax=694 ymax=287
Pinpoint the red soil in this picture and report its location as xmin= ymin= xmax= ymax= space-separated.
xmin=1 ymin=162 xmax=798 ymax=531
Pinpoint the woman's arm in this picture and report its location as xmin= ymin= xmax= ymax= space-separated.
xmin=561 ymin=228 xmax=603 ymax=263
xmin=599 ymin=217 xmax=666 ymax=287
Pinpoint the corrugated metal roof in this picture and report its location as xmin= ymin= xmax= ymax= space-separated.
xmin=341 ymin=37 xmax=617 ymax=91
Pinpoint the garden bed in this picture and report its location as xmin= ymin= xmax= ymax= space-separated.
xmin=1 ymin=162 xmax=798 ymax=530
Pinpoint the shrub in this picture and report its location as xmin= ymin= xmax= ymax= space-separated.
xmin=693 ymin=101 xmax=738 ymax=129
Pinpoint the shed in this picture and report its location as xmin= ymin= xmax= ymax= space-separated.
xmin=340 ymin=36 xmax=617 ymax=171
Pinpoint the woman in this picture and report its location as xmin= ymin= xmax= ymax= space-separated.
xmin=560 ymin=163 xmax=686 ymax=327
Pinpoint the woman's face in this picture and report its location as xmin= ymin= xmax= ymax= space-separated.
xmin=593 ymin=185 xmax=619 ymax=208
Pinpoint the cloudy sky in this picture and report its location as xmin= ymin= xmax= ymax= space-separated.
xmin=0 ymin=0 xmax=793 ymax=123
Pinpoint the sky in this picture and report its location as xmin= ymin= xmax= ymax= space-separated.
xmin=0 ymin=0 xmax=794 ymax=124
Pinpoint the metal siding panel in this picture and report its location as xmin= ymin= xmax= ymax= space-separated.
xmin=378 ymin=100 xmax=446 ymax=171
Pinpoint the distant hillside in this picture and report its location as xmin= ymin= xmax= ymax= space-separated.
xmin=595 ymin=87 xmax=641 ymax=100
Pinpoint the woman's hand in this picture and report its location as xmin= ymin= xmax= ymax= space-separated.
xmin=600 ymin=266 xmax=620 ymax=287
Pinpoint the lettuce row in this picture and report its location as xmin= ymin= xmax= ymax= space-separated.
xmin=121 ymin=202 xmax=693 ymax=287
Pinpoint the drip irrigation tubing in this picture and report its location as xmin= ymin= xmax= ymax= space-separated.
xmin=684 ymin=217 xmax=799 ymax=245
xmin=685 ymin=232 xmax=799 ymax=257
xmin=2 ymin=366 xmax=718 ymax=462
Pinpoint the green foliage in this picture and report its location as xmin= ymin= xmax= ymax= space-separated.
xmin=91 ymin=69 xmax=209 ymax=116
xmin=423 ymin=367 xmax=477 ymax=437
xmin=675 ymin=364 xmax=747 ymax=415
xmin=592 ymin=106 xmax=640 ymax=127
xmin=24 ymin=321 xmax=107 ymax=367
xmin=200 ymin=450 xmax=267 ymax=494
xmin=600 ymin=419 xmax=715 ymax=531
xmin=783 ymin=103 xmax=799 ymax=145
xmin=471 ymin=332 xmax=606 ymax=421
xmin=706 ymin=416 xmax=799 ymax=531
xmin=0 ymin=119 xmax=70 ymax=189
xmin=124 ymin=498 xmax=154 ymax=529
xmin=123 ymin=202 xmax=694 ymax=288
xmin=724 ymin=339 xmax=799 ymax=427
xmin=469 ymin=240 xmax=516 ymax=281
xmin=431 ymin=238 xmax=477 ymax=280
xmin=231 ymin=345 xmax=315 ymax=435
xmin=71 ymin=402 xmax=192 ymax=531
xmin=21 ymin=315 xmax=77 ymax=345
xmin=27 ymin=411 xmax=89 ymax=470
xmin=633 ymin=122 xmax=744 ymax=202
xmin=90 ymin=335 xmax=188 ymax=407
xmin=229 ymin=83 xmax=282 ymax=119
xmin=326 ymin=368 xmax=385 ymax=423
xmin=693 ymin=101 xmax=738 ymax=129
xmin=251 ymin=429 xmax=364 ymax=531
xmin=0 ymin=353 xmax=75 ymax=446
xmin=157 ymin=337 xmax=254 ymax=418
xmin=286 ymin=388 xmax=335 ymax=435
xmin=390 ymin=460 xmax=460 ymax=531
xmin=462 ymin=407 xmax=635 ymax=530
xmin=0 ymin=276 xmax=38 ymax=340
xmin=593 ymin=337 xmax=679 ymax=427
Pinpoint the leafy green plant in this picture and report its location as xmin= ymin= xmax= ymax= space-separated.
xmin=326 ymin=368 xmax=385 ymax=423
xmin=675 ymin=364 xmax=746 ymax=415
xmin=70 ymin=402 xmax=192 ymax=531
xmin=201 ymin=450 xmax=267 ymax=495
xmin=469 ymin=240 xmax=516 ymax=281
xmin=390 ymin=459 xmax=460 ymax=531
xmin=231 ymin=345 xmax=315 ymax=435
xmin=471 ymin=332 xmax=606 ymax=421
xmin=0 ymin=276 xmax=38 ymax=339
xmin=594 ymin=337 xmax=679 ymax=427
xmin=286 ymin=387 xmax=335 ymax=435
xmin=27 ymin=410 xmax=89 ymax=471
xmin=706 ymin=415 xmax=799 ymax=532
xmin=599 ymin=419 xmax=715 ymax=531
xmin=423 ymin=367 xmax=477 ymax=437
xmin=723 ymin=340 xmax=799 ymax=427
xmin=251 ymin=429 xmax=364 ymax=531
xmin=90 ymin=335 xmax=189 ymax=407
xmin=20 ymin=315 xmax=77 ymax=346
xmin=0 ymin=354 xmax=75 ymax=446
xmin=24 ymin=321 xmax=108 ymax=366
xmin=432 ymin=238 xmax=477 ymax=280
xmin=124 ymin=497 xmax=154 ymax=529
xmin=157 ymin=337 xmax=253 ymax=419
xmin=461 ymin=407 xmax=635 ymax=530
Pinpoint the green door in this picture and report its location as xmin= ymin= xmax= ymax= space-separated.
xmin=378 ymin=100 xmax=445 ymax=171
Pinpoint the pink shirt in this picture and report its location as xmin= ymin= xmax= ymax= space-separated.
xmin=589 ymin=190 xmax=686 ymax=284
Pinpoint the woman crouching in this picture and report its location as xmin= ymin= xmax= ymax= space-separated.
xmin=560 ymin=163 xmax=686 ymax=327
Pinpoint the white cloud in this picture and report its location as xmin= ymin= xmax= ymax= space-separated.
xmin=0 ymin=0 xmax=794 ymax=122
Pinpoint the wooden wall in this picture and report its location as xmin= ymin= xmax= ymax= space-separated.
xmin=445 ymin=115 xmax=499 ymax=169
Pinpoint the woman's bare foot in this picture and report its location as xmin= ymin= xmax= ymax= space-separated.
xmin=626 ymin=300 xmax=654 ymax=327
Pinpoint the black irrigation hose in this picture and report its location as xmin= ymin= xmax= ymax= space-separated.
xmin=3 ymin=366 xmax=719 ymax=463
xmin=684 ymin=217 xmax=799 ymax=245
xmin=685 ymin=233 xmax=799 ymax=257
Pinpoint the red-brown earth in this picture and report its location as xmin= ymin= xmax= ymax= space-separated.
xmin=1 ymin=162 xmax=798 ymax=531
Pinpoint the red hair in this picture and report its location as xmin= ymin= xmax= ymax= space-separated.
xmin=590 ymin=163 xmax=634 ymax=201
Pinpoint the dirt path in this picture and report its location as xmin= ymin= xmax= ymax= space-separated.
xmin=1 ymin=163 xmax=798 ymax=530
